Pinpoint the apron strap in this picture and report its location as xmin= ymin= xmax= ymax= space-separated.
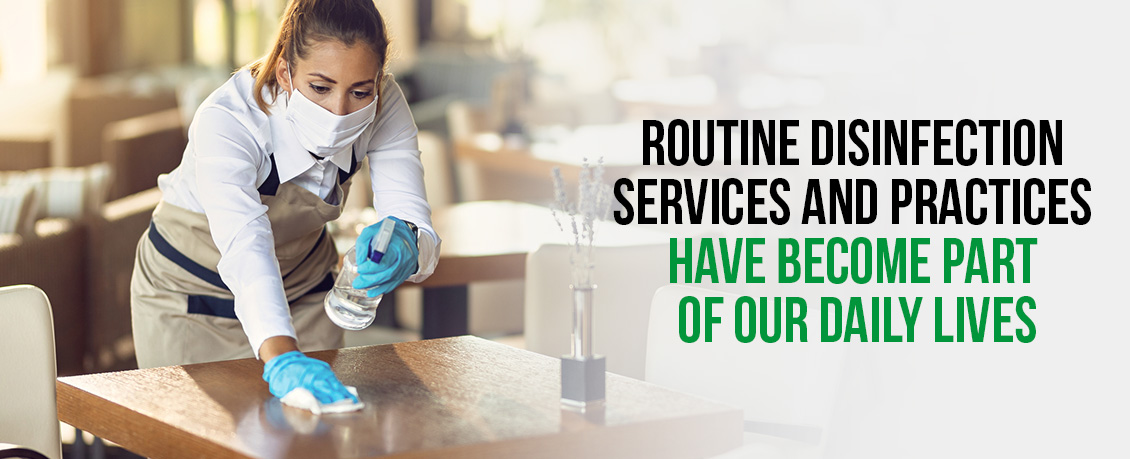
xmin=148 ymin=221 xmax=229 ymax=290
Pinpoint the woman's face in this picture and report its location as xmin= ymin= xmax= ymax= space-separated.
xmin=277 ymin=40 xmax=381 ymax=116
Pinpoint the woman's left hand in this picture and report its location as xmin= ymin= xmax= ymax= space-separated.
xmin=352 ymin=216 xmax=419 ymax=297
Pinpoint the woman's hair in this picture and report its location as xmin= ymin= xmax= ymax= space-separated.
xmin=245 ymin=0 xmax=390 ymax=114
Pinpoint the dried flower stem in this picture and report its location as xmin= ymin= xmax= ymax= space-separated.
xmin=551 ymin=158 xmax=611 ymax=287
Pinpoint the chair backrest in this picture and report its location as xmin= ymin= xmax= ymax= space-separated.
xmin=0 ymin=285 xmax=61 ymax=459
xmin=102 ymin=108 xmax=185 ymax=201
xmin=66 ymin=77 xmax=178 ymax=167
xmin=444 ymin=100 xmax=479 ymax=143
xmin=0 ymin=222 xmax=86 ymax=376
xmin=0 ymin=133 xmax=51 ymax=171
xmin=417 ymin=130 xmax=454 ymax=208
xmin=524 ymin=243 xmax=669 ymax=380
xmin=645 ymin=284 xmax=846 ymax=455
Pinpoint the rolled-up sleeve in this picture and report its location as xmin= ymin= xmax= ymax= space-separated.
xmin=192 ymin=107 xmax=295 ymax=358
xmin=365 ymin=78 xmax=441 ymax=282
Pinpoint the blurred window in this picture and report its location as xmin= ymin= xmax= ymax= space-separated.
xmin=0 ymin=0 xmax=49 ymax=82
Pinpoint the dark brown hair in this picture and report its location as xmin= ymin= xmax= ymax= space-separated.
xmin=244 ymin=0 xmax=390 ymax=114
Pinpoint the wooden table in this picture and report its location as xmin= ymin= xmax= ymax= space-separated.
xmin=388 ymin=201 xmax=670 ymax=339
xmin=58 ymin=336 xmax=742 ymax=458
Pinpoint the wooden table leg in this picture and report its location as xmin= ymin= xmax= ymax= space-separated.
xmin=422 ymin=285 xmax=469 ymax=339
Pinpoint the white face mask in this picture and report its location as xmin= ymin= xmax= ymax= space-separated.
xmin=285 ymin=65 xmax=378 ymax=157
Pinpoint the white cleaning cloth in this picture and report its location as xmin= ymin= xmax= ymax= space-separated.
xmin=279 ymin=386 xmax=365 ymax=414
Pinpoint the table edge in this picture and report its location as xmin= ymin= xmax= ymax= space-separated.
xmin=56 ymin=377 xmax=252 ymax=459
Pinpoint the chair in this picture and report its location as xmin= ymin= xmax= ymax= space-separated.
xmin=393 ymin=130 xmax=526 ymax=338
xmin=524 ymin=243 xmax=669 ymax=379
xmin=645 ymin=285 xmax=846 ymax=458
xmin=85 ymin=187 xmax=162 ymax=371
xmin=0 ymin=285 xmax=60 ymax=459
xmin=102 ymin=108 xmax=186 ymax=201
xmin=417 ymin=130 xmax=455 ymax=208
xmin=0 ymin=221 xmax=86 ymax=377
xmin=0 ymin=133 xmax=51 ymax=171
xmin=445 ymin=100 xmax=490 ymax=203
xmin=65 ymin=77 xmax=178 ymax=167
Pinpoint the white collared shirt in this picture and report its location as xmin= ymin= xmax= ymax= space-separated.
xmin=158 ymin=69 xmax=440 ymax=358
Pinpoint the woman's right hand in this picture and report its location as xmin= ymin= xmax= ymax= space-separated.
xmin=262 ymin=351 xmax=358 ymax=403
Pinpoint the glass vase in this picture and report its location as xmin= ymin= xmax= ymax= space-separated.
xmin=561 ymin=284 xmax=605 ymax=409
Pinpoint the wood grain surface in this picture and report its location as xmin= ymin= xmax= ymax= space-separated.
xmin=58 ymin=336 xmax=741 ymax=458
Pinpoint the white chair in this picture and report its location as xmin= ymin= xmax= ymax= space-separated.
xmin=0 ymin=285 xmax=60 ymax=459
xmin=645 ymin=285 xmax=846 ymax=459
xmin=417 ymin=130 xmax=454 ymax=208
xmin=446 ymin=100 xmax=489 ymax=203
xmin=524 ymin=243 xmax=669 ymax=379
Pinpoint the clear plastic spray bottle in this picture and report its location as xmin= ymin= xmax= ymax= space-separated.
xmin=324 ymin=218 xmax=396 ymax=330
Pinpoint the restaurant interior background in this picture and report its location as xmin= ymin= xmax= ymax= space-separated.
xmin=2 ymin=0 xmax=1128 ymax=458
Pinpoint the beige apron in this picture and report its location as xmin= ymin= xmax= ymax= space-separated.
xmin=131 ymin=153 xmax=358 ymax=368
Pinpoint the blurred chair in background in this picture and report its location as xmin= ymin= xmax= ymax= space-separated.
xmin=445 ymin=100 xmax=491 ymax=202
xmin=0 ymin=219 xmax=86 ymax=376
xmin=0 ymin=163 xmax=116 ymax=376
xmin=524 ymin=243 xmax=669 ymax=379
xmin=0 ymin=285 xmax=61 ymax=459
xmin=102 ymin=108 xmax=186 ymax=201
xmin=392 ymin=130 xmax=526 ymax=339
xmin=84 ymin=187 xmax=161 ymax=372
xmin=0 ymin=182 xmax=38 ymax=238
xmin=645 ymin=285 xmax=846 ymax=459
xmin=417 ymin=130 xmax=455 ymax=208
xmin=65 ymin=78 xmax=178 ymax=168
xmin=0 ymin=131 xmax=52 ymax=171
xmin=44 ymin=165 xmax=110 ymax=221
xmin=0 ymin=164 xmax=112 ymax=223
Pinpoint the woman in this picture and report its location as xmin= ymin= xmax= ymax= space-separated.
xmin=131 ymin=0 xmax=439 ymax=404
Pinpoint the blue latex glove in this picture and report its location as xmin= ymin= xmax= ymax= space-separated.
xmin=262 ymin=351 xmax=358 ymax=404
xmin=353 ymin=216 xmax=419 ymax=297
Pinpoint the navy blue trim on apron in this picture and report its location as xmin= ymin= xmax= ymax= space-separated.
xmin=149 ymin=222 xmax=336 ymax=318
xmin=186 ymin=272 xmax=334 ymax=319
xmin=148 ymin=221 xmax=229 ymax=290
xmin=186 ymin=295 xmax=238 ymax=319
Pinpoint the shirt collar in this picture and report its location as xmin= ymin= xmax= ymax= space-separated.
xmin=267 ymin=98 xmax=355 ymax=183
